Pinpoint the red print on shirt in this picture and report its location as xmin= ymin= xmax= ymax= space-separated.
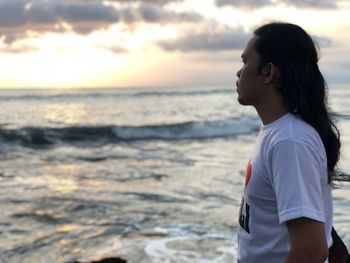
xmin=245 ymin=161 xmax=252 ymax=189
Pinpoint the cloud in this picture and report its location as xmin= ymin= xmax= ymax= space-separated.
xmin=0 ymin=0 xmax=119 ymax=27
xmin=285 ymin=0 xmax=336 ymax=8
xmin=0 ymin=0 xmax=119 ymax=45
xmin=107 ymin=0 xmax=184 ymax=4
xmin=0 ymin=44 xmax=38 ymax=54
xmin=97 ymin=44 xmax=127 ymax=53
xmin=157 ymin=24 xmax=333 ymax=53
xmin=216 ymin=0 xmax=337 ymax=9
xmin=0 ymin=0 xmax=201 ymax=47
xmin=157 ymin=26 xmax=249 ymax=52
xmin=216 ymin=0 xmax=271 ymax=8
xmin=121 ymin=2 xmax=201 ymax=23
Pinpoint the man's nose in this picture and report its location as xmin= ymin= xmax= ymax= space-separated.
xmin=236 ymin=69 xmax=241 ymax=78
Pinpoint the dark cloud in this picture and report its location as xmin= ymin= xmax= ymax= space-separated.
xmin=157 ymin=26 xmax=249 ymax=52
xmin=119 ymin=3 xmax=200 ymax=23
xmin=137 ymin=3 xmax=200 ymax=22
xmin=107 ymin=0 xmax=183 ymax=4
xmin=0 ymin=0 xmax=120 ymax=45
xmin=3 ymin=34 xmax=19 ymax=45
xmin=285 ymin=0 xmax=336 ymax=8
xmin=53 ymin=2 xmax=120 ymax=23
xmin=216 ymin=0 xmax=337 ymax=9
xmin=0 ymin=0 xmax=119 ymax=28
xmin=0 ymin=0 xmax=201 ymax=48
xmin=157 ymin=25 xmax=333 ymax=53
xmin=0 ymin=1 xmax=29 ymax=28
xmin=216 ymin=0 xmax=271 ymax=8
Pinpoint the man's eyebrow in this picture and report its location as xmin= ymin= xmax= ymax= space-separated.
xmin=241 ymin=53 xmax=246 ymax=59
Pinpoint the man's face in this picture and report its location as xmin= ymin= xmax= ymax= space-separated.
xmin=236 ymin=36 xmax=265 ymax=106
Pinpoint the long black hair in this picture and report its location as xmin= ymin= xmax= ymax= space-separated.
xmin=253 ymin=22 xmax=347 ymax=184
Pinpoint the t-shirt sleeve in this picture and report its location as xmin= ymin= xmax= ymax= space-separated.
xmin=267 ymin=139 xmax=326 ymax=224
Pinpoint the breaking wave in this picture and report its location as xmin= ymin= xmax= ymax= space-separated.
xmin=0 ymin=117 xmax=261 ymax=148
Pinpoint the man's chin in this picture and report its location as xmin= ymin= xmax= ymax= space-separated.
xmin=237 ymin=96 xmax=250 ymax=106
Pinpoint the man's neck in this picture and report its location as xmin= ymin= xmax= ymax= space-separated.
xmin=252 ymin=84 xmax=289 ymax=125
xmin=255 ymin=101 xmax=288 ymax=125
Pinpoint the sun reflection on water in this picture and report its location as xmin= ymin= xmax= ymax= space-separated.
xmin=42 ymin=164 xmax=81 ymax=194
xmin=41 ymin=103 xmax=87 ymax=125
xmin=57 ymin=224 xmax=81 ymax=233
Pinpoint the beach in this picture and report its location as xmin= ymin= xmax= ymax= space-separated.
xmin=0 ymin=86 xmax=349 ymax=263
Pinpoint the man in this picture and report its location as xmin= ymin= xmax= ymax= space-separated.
xmin=235 ymin=22 xmax=345 ymax=262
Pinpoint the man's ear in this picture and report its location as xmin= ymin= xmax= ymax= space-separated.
xmin=261 ymin=63 xmax=280 ymax=84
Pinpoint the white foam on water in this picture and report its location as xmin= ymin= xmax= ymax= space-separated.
xmin=144 ymin=236 xmax=236 ymax=263
xmin=144 ymin=225 xmax=237 ymax=263
xmin=113 ymin=116 xmax=261 ymax=141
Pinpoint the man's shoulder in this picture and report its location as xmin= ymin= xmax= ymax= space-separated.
xmin=265 ymin=114 xmax=319 ymax=143
xmin=261 ymin=114 xmax=324 ymax=157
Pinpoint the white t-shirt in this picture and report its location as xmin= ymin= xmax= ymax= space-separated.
xmin=237 ymin=113 xmax=333 ymax=263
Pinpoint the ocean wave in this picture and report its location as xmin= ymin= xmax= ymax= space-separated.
xmin=334 ymin=113 xmax=350 ymax=121
xmin=131 ymin=88 xmax=231 ymax=98
xmin=113 ymin=117 xmax=260 ymax=141
xmin=0 ymin=117 xmax=261 ymax=148
xmin=0 ymin=93 xmax=108 ymax=101
xmin=0 ymin=88 xmax=232 ymax=101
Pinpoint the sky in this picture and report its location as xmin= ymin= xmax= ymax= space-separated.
xmin=0 ymin=0 xmax=350 ymax=89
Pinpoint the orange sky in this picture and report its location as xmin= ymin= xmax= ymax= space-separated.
xmin=0 ymin=0 xmax=350 ymax=89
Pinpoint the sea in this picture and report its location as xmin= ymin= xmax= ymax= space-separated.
xmin=0 ymin=85 xmax=349 ymax=263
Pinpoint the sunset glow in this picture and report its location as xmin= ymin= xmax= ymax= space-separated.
xmin=0 ymin=0 xmax=349 ymax=89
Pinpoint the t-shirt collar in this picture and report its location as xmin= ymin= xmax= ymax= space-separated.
xmin=260 ymin=112 xmax=292 ymax=132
